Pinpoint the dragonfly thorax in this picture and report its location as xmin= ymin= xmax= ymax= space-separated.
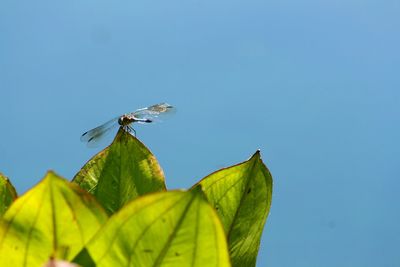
xmin=118 ymin=115 xmax=135 ymax=127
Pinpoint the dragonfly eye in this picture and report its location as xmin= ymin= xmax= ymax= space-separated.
xmin=118 ymin=117 xmax=123 ymax=126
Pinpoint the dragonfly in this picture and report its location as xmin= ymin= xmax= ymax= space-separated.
xmin=81 ymin=103 xmax=175 ymax=146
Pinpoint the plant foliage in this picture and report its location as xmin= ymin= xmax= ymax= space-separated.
xmin=73 ymin=128 xmax=166 ymax=214
xmin=0 ymin=173 xmax=17 ymax=216
xmin=0 ymin=172 xmax=108 ymax=266
xmin=0 ymin=128 xmax=273 ymax=267
xmin=75 ymin=188 xmax=230 ymax=267
xmin=193 ymin=151 xmax=272 ymax=267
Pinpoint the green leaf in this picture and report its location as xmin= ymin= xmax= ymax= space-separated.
xmin=72 ymin=248 xmax=95 ymax=267
xmin=0 ymin=173 xmax=17 ymax=216
xmin=0 ymin=171 xmax=108 ymax=266
xmin=193 ymin=151 xmax=273 ymax=267
xmin=82 ymin=189 xmax=231 ymax=267
xmin=73 ymin=128 xmax=166 ymax=214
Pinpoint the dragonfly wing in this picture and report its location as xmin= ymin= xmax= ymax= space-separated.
xmin=80 ymin=117 xmax=119 ymax=146
xmin=131 ymin=103 xmax=176 ymax=122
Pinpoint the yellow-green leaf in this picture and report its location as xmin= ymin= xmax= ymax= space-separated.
xmin=82 ymin=189 xmax=231 ymax=267
xmin=0 ymin=172 xmax=17 ymax=216
xmin=73 ymin=128 xmax=166 ymax=214
xmin=193 ymin=151 xmax=273 ymax=267
xmin=0 ymin=171 xmax=108 ymax=267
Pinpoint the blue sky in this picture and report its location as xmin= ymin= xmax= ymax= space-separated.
xmin=1 ymin=0 xmax=399 ymax=266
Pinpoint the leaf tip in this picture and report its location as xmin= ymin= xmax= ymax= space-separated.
xmin=0 ymin=172 xmax=9 ymax=182
xmin=42 ymin=171 xmax=69 ymax=187
xmin=46 ymin=169 xmax=56 ymax=176
xmin=250 ymin=149 xmax=262 ymax=161
xmin=44 ymin=170 xmax=62 ymax=180
xmin=113 ymin=126 xmax=142 ymax=144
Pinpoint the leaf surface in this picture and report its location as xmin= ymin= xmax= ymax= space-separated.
xmin=81 ymin=189 xmax=231 ymax=267
xmin=193 ymin=151 xmax=273 ymax=267
xmin=0 ymin=171 xmax=108 ymax=266
xmin=0 ymin=173 xmax=17 ymax=216
xmin=73 ymin=128 xmax=166 ymax=214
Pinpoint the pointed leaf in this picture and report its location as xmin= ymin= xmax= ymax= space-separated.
xmin=193 ymin=151 xmax=273 ymax=267
xmin=73 ymin=128 xmax=166 ymax=214
xmin=0 ymin=173 xmax=17 ymax=216
xmin=82 ymin=189 xmax=231 ymax=267
xmin=0 ymin=171 xmax=108 ymax=266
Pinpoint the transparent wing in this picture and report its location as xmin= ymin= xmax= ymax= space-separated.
xmin=80 ymin=116 xmax=119 ymax=146
xmin=131 ymin=103 xmax=176 ymax=123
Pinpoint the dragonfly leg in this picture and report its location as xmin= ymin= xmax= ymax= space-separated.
xmin=126 ymin=125 xmax=136 ymax=136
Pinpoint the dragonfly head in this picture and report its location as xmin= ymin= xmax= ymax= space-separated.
xmin=118 ymin=115 xmax=134 ymax=127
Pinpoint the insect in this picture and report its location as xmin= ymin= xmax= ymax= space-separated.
xmin=81 ymin=103 xmax=175 ymax=146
